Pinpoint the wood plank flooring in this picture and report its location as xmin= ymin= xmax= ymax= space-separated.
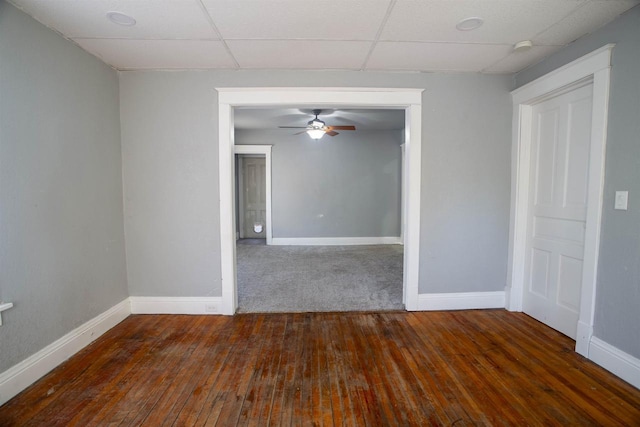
xmin=1 ymin=310 xmax=639 ymax=426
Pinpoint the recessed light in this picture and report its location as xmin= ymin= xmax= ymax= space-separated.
xmin=106 ymin=11 xmax=136 ymax=26
xmin=456 ymin=17 xmax=484 ymax=31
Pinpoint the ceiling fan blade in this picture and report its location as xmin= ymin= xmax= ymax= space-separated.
xmin=326 ymin=131 xmax=339 ymax=136
xmin=279 ymin=126 xmax=307 ymax=129
xmin=326 ymin=125 xmax=356 ymax=131
xmin=294 ymin=131 xmax=308 ymax=135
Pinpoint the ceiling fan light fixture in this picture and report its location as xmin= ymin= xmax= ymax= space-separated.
xmin=306 ymin=129 xmax=325 ymax=140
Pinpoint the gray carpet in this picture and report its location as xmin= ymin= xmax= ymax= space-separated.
xmin=236 ymin=243 xmax=404 ymax=313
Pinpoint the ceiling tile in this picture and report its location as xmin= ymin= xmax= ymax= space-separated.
xmin=226 ymin=40 xmax=372 ymax=69
xmin=483 ymin=45 xmax=563 ymax=73
xmin=366 ymin=42 xmax=513 ymax=72
xmin=381 ymin=0 xmax=583 ymax=44
xmin=202 ymin=0 xmax=391 ymax=40
xmin=10 ymin=0 xmax=217 ymax=39
xmin=72 ymin=39 xmax=236 ymax=69
xmin=533 ymin=0 xmax=639 ymax=46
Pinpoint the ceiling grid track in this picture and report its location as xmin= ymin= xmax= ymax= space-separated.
xmin=196 ymin=0 xmax=240 ymax=69
xmin=360 ymin=0 xmax=399 ymax=71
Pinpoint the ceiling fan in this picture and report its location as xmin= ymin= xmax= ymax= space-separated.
xmin=279 ymin=109 xmax=356 ymax=139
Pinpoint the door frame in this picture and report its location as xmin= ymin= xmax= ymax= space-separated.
xmin=235 ymin=145 xmax=272 ymax=244
xmin=400 ymin=143 xmax=406 ymax=245
xmin=400 ymin=143 xmax=407 ymax=305
xmin=217 ymin=87 xmax=423 ymax=315
xmin=507 ymin=45 xmax=614 ymax=356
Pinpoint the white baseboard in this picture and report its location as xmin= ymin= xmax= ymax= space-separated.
xmin=416 ymin=291 xmax=506 ymax=311
xmin=589 ymin=337 xmax=640 ymax=389
xmin=0 ymin=299 xmax=131 ymax=406
xmin=271 ymin=236 xmax=402 ymax=246
xmin=129 ymin=296 xmax=223 ymax=315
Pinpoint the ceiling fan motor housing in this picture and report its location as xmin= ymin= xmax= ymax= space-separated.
xmin=308 ymin=109 xmax=326 ymax=129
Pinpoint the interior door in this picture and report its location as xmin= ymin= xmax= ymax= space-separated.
xmin=241 ymin=156 xmax=266 ymax=239
xmin=523 ymin=83 xmax=593 ymax=339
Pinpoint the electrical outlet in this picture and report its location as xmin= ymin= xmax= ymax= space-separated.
xmin=205 ymin=303 xmax=217 ymax=313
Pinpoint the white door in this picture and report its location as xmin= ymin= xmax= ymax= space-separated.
xmin=240 ymin=156 xmax=266 ymax=239
xmin=523 ymin=83 xmax=593 ymax=339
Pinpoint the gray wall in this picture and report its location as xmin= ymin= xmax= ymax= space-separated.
xmin=235 ymin=129 xmax=403 ymax=238
xmin=515 ymin=6 xmax=640 ymax=359
xmin=0 ymin=3 xmax=128 ymax=372
xmin=119 ymin=71 xmax=512 ymax=296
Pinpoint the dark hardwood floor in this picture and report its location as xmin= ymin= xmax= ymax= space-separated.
xmin=1 ymin=310 xmax=639 ymax=426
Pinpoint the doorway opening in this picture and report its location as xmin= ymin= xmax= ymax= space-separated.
xmin=237 ymin=154 xmax=266 ymax=241
xmin=233 ymin=108 xmax=406 ymax=312
xmin=218 ymin=88 xmax=423 ymax=315
xmin=234 ymin=145 xmax=273 ymax=245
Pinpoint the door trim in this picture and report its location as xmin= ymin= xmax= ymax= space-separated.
xmin=507 ymin=44 xmax=614 ymax=356
xmin=237 ymin=156 xmax=244 ymax=239
xmin=217 ymin=87 xmax=423 ymax=315
xmin=235 ymin=145 xmax=272 ymax=244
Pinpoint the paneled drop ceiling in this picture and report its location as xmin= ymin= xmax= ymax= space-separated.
xmin=9 ymin=0 xmax=639 ymax=73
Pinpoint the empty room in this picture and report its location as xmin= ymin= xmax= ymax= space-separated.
xmin=1 ymin=0 xmax=640 ymax=425
xmin=233 ymin=108 xmax=406 ymax=313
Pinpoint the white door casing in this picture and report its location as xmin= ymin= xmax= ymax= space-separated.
xmin=523 ymin=83 xmax=593 ymax=339
xmin=218 ymin=88 xmax=423 ymax=315
xmin=508 ymin=45 xmax=613 ymax=356
xmin=400 ymin=143 xmax=407 ymax=305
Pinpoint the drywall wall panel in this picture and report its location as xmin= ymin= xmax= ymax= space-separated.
xmin=235 ymin=129 xmax=402 ymax=239
xmin=0 ymin=3 xmax=128 ymax=372
xmin=119 ymin=70 xmax=512 ymax=297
